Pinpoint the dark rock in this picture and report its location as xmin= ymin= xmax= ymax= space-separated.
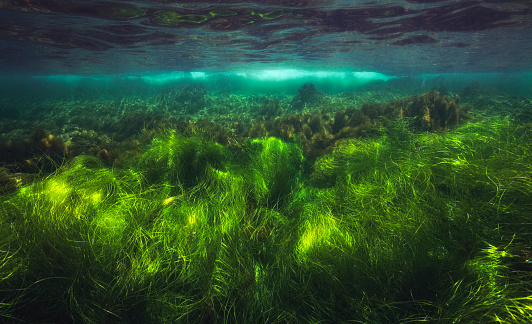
xmin=291 ymin=83 xmax=323 ymax=111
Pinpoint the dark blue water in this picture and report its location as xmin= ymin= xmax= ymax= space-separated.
xmin=1 ymin=0 xmax=531 ymax=76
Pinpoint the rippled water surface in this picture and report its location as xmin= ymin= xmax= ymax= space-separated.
xmin=1 ymin=0 xmax=531 ymax=74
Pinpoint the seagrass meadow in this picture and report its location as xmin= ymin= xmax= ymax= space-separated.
xmin=1 ymin=106 xmax=532 ymax=323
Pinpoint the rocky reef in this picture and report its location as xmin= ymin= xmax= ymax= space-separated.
xmin=0 ymin=84 xmax=482 ymax=179
xmin=0 ymin=128 xmax=69 ymax=192
xmin=245 ymin=90 xmax=469 ymax=157
xmin=290 ymin=83 xmax=325 ymax=111
xmin=0 ymin=128 xmax=68 ymax=172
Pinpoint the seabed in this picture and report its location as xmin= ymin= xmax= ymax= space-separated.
xmin=1 ymin=80 xmax=532 ymax=323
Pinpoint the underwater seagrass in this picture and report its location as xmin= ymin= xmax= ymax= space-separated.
xmin=136 ymin=131 xmax=230 ymax=192
xmin=0 ymin=119 xmax=531 ymax=323
xmin=245 ymin=137 xmax=303 ymax=209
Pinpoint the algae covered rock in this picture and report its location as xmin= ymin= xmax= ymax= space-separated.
xmin=409 ymin=90 xmax=460 ymax=131
xmin=0 ymin=128 xmax=68 ymax=173
xmin=291 ymin=83 xmax=324 ymax=111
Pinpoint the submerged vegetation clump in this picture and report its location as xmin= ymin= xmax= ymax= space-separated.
xmin=246 ymin=137 xmax=303 ymax=208
xmin=244 ymin=90 xmax=470 ymax=157
xmin=1 ymin=83 xmax=532 ymax=323
xmin=137 ymin=131 xmax=230 ymax=191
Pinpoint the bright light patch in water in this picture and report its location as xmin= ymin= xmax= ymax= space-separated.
xmin=32 ymin=69 xmax=394 ymax=84
xmin=235 ymin=69 xmax=316 ymax=80
xmin=352 ymin=71 xmax=391 ymax=80
xmin=236 ymin=69 xmax=392 ymax=81
xmin=138 ymin=72 xmax=186 ymax=84
xmin=190 ymin=71 xmax=207 ymax=79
